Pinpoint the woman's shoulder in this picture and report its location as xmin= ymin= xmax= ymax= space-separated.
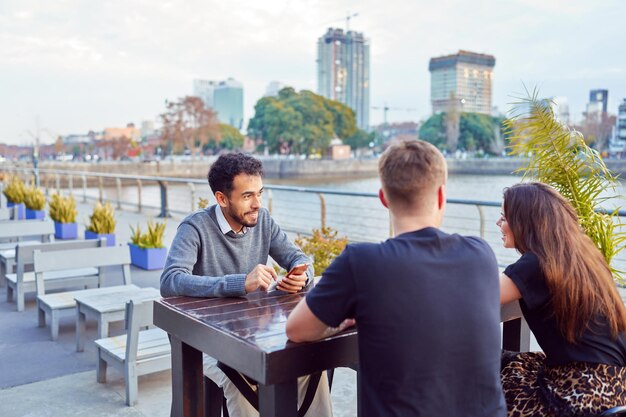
xmin=506 ymin=251 xmax=543 ymax=279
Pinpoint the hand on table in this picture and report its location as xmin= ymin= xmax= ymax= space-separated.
xmin=245 ymin=264 xmax=277 ymax=293
xmin=321 ymin=318 xmax=356 ymax=338
xmin=276 ymin=271 xmax=308 ymax=293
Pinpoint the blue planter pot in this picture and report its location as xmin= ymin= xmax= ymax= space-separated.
xmin=129 ymin=243 xmax=167 ymax=270
xmin=7 ymin=202 xmax=25 ymax=220
xmin=54 ymin=222 xmax=78 ymax=239
xmin=26 ymin=209 xmax=46 ymax=220
xmin=85 ymin=230 xmax=116 ymax=247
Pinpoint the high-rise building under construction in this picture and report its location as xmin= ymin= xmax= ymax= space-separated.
xmin=317 ymin=28 xmax=370 ymax=130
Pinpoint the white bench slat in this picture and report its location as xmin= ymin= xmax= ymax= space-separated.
xmin=34 ymin=245 xmax=131 ymax=272
xmin=6 ymin=267 xmax=99 ymax=284
xmin=95 ymin=328 xmax=170 ymax=362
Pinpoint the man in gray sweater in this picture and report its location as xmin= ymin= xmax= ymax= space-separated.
xmin=160 ymin=153 xmax=331 ymax=417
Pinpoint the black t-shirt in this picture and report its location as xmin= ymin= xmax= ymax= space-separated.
xmin=504 ymin=252 xmax=626 ymax=367
xmin=306 ymin=227 xmax=506 ymax=417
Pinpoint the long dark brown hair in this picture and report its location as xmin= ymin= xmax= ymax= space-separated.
xmin=503 ymin=182 xmax=626 ymax=343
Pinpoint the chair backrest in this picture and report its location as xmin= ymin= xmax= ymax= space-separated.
xmin=125 ymin=299 xmax=155 ymax=363
xmin=16 ymin=238 xmax=106 ymax=268
xmin=15 ymin=238 xmax=107 ymax=283
xmin=33 ymin=245 xmax=132 ymax=295
xmin=0 ymin=220 xmax=54 ymax=241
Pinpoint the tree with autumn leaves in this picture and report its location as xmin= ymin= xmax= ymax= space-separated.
xmin=160 ymin=96 xmax=221 ymax=155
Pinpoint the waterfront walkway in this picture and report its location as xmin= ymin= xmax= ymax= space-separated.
xmin=0 ymin=200 xmax=358 ymax=417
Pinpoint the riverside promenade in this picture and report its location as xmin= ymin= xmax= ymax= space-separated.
xmin=0 ymin=198 xmax=358 ymax=417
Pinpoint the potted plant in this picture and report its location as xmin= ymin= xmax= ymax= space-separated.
xmin=24 ymin=185 xmax=46 ymax=220
xmin=85 ymin=202 xmax=117 ymax=246
xmin=3 ymin=176 xmax=26 ymax=219
xmin=128 ymin=220 xmax=167 ymax=270
xmin=49 ymin=193 xmax=78 ymax=239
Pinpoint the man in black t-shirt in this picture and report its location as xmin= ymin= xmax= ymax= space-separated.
xmin=286 ymin=140 xmax=506 ymax=417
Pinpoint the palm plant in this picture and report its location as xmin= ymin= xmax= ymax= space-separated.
xmin=504 ymin=87 xmax=626 ymax=281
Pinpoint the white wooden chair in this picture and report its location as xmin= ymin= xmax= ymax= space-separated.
xmin=0 ymin=220 xmax=54 ymax=287
xmin=95 ymin=299 xmax=170 ymax=406
xmin=33 ymin=245 xmax=133 ymax=340
xmin=6 ymin=239 xmax=105 ymax=311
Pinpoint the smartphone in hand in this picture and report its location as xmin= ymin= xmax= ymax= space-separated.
xmin=286 ymin=263 xmax=309 ymax=277
xmin=268 ymin=263 xmax=309 ymax=291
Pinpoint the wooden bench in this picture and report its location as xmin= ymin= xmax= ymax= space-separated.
xmin=0 ymin=220 xmax=54 ymax=287
xmin=6 ymin=239 xmax=106 ymax=311
xmin=95 ymin=299 xmax=171 ymax=406
xmin=33 ymin=245 xmax=133 ymax=340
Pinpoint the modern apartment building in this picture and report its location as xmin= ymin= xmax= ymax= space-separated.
xmin=589 ymin=89 xmax=609 ymax=115
xmin=192 ymin=78 xmax=244 ymax=129
xmin=429 ymin=50 xmax=496 ymax=115
xmin=193 ymin=79 xmax=216 ymax=109
xmin=317 ymin=27 xmax=370 ymax=130
xmin=618 ymin=99 xmax=626 ymax=143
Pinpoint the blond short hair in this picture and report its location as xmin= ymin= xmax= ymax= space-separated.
xmin=378 ymin=140 xmax=446 ymax=210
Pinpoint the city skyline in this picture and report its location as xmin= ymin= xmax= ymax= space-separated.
xmin=1 ymin=0 xmax=625 ymax=145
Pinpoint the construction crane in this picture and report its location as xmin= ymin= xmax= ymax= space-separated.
xmin=371 ymin=103 xmax=416 ymax=126
xmin=323 ymin=12 xmax=359 ymax=32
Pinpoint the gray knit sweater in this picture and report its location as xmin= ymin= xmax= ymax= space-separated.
xmin=160 ymin=205 xmax=313 ymax=297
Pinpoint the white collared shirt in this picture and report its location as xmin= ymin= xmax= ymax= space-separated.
xmin=215 ymin=205 xmax=248 ymax=235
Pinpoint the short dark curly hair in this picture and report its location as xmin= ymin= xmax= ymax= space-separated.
xmin=207 ymin=153 xmax=264 ymax=196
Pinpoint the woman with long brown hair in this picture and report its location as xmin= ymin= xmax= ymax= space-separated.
xmin=498 ymin=182 xmax=626 ymax=416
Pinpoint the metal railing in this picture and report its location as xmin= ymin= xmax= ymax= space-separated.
xmin=3 ymin=165 xmax=626 ymax=271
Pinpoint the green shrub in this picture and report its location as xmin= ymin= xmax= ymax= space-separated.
xmin=48 ymin=193 xmax=77 ymax=223
xmin=86 ymin=202 xmax=116 ymax=234
xmin=23 ymin=186 xmax=46 ymax=210
xmin=294 ymin=226 xmax=348 ymax=276
xmin=3 ymin=176 xmax=26 ymax=204
xmin=198 ymin=197 xmax=209 ymax=209
xmin=130 ymin=220 xmax=166 ymax=249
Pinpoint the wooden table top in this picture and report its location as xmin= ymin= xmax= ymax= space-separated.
xmin=155 ymin=290 xmax=359 ymax=385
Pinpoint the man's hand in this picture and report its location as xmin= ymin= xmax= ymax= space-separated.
xmin=245 ymin=264 xmax=277 ymax=293
xmin=277 ymin=270 xmax=307 ymax=293
xmin=320 ymin=318 xmax=356 ymax=339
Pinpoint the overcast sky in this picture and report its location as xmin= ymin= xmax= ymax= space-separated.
xmin=1 ymin=0 xmax=624 ymax=145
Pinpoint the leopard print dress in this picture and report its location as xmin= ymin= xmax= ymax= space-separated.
xmin=501 ymin=352 xmax=626 ymax=417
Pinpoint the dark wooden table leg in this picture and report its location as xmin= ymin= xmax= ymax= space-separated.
xmin=356 ymin=366 xmax=363 ymax=417
xmin=258 ymin=380 xmax=298 ymax=417
xmin=170 ymin=336 xmax=204 ymax=417
xmin=504 ymin=317 xmax=531 ymax=352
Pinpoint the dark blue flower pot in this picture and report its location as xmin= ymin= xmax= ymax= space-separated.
xmin=26 ymin=209 xmax=45 ymax=220
xmin=54 ymin=222 xmax=78 ymax=239
xmin=85 ymin=230 xmax=116 ymax=246
xmin=7 ymin=202 xmax=25 ymax=220
xmin=128 ymin=243 xmax=167 ymax=270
